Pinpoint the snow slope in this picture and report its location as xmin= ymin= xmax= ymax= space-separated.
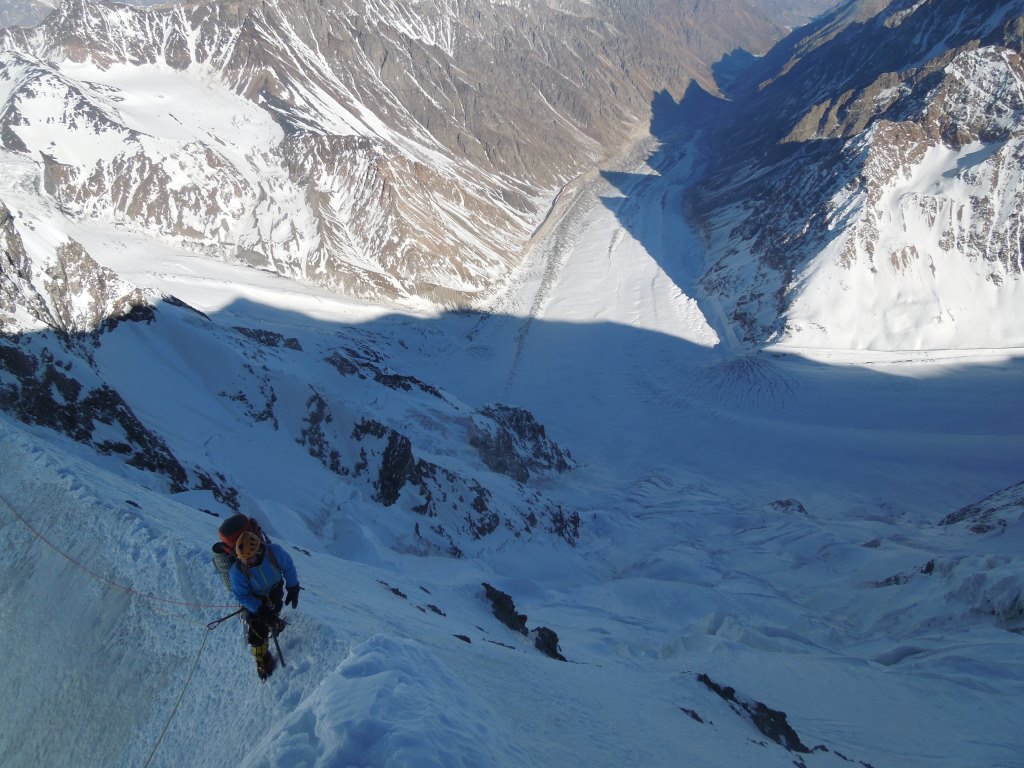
xmin=2 ymin=109 xmax=1024 ymax=768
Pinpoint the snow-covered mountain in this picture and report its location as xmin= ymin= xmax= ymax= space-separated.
xmin=0 ymin=0 xmax=56 ymax=29
xmin=690 ymin=0 xmax=1024 ymax=350
xmin=0 ymin=0 xmax=791 ymax=307
xmin=0 ymin=0 xmax=827 ymax=564
xmin=1 ymin=1 xmax=1023 ymax=767
xmin=1 ymin=199 xmax=585 ymax=559
xmin=23 ymin=0 xmax=996 ymax=346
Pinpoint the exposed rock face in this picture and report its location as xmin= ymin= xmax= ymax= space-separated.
xmin=2 ymin=196 xmax=581 ymax=558
xmin=0 ymin=336 xmax=190 ymax=489
xmin=1 ymin=198 xmax=201 ymax=490
xmin=940 ymin=480 xmax=1024 ymax=534
xmin=696 ymin=674 xmax=811 ymax=753
xmin=0 ymin=0 xmax=789 ymax=307
xmin=348 ymin=413 xmax=577 ymax=555
xmin=470 ymin=403 xmax=575 ymax=483
xmin=482 ymin=582 xmax=566 ymax=660
xmin=1 ymin=202 xmax=151 ymax=333
xmin=747 ymin=0 xmax=838 ymax=26
xmin=373 ymin=424 xmax=415 ymax=508
xmin=689 ymin=0 xmax=1024 ymax=349
xmin=482 ymin=583 xmax=528 ymax=636
xmin=1 ymin=0 xmax=603 ymax=561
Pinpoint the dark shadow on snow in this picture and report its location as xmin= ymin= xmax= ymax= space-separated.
xmin=2 ymin=294 xmax=1023 ymax=525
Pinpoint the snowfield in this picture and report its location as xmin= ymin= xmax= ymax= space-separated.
xmin=2 ymin=122 xmax=1023 ymax=768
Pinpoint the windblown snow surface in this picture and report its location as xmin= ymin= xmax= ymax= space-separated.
xmin=2 ymin=81 xmax=1024 ymax=768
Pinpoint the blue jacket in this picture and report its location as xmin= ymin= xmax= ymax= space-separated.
xmin=229 ymin=542 xmax=299 ymax=613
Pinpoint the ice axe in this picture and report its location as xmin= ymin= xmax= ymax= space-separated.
xmin=271 ymin=620 xmax=287 ymax=668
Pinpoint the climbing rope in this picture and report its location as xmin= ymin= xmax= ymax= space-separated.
xmin=0 ymin=491 xmax=237 ymax=609
xmin=142 ymin=628 xmax=211 ymax=768
xmin=0 ymin=489 xmax=242 ymax=766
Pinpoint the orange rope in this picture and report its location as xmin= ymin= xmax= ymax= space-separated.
xmin=0 ymin=491 xmax=238 ymax=610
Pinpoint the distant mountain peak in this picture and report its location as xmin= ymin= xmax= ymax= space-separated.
xmin=692 ymin=0 xmax=1024 ymax=350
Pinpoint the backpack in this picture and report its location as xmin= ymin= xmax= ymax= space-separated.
xmin=218 ymin=513 xmax=266 ymax=550
xmin=211 ymin=514 xmax=270 ymax=592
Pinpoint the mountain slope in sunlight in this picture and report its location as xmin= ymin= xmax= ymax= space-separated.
xmin=691 ymin=0 xmax=1024 ymax=350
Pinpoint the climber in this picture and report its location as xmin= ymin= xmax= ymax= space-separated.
xmin=229 ymin=530 xmax=301 ymax=681
xmin=211 ymin=513 xmax=264 ymax=593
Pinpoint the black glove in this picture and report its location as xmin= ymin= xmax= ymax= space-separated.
xmin=255 ymin=604 xmax=276 ymax=625
xmin=285 ymin=584 xmax=301 ymax=609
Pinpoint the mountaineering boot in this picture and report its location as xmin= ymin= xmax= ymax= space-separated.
xmin=252 ymin=641 xmax=276 ymax=681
